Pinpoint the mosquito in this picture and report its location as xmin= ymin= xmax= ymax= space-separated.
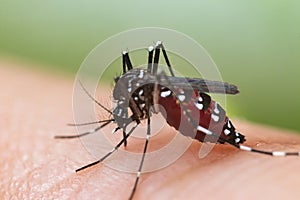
xmin=55 ymin=41 xmax=300 ymax=200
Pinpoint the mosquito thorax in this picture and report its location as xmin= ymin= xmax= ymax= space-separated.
xmin=112 ymin=68 xmax=158 ymax=128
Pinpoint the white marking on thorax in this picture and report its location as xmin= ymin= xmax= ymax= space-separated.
xmin=138 ymin=70 xmax=144 ymax=78
xmin=139 ymin=89 xmax=144 ymax=96
xmin=117 ymin=109 xmax=122 ymax=116
xmin=138 ymin=89 xmax=144 ymax=100
xmin=160 ymin=90 xmax=171 ymax=97
xmin=178 ymin=94 xmax=185 ymax=102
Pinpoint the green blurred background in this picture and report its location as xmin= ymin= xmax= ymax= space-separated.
xmin=1 ymin=1 xmax=299 ymax=132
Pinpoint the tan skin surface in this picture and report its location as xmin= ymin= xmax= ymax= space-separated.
xmin=1 ymin=61 xmax=300 ymax=200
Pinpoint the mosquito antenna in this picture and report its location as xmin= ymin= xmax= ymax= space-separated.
xmin=67 ymin=119 xmax=114 ymax=126
xmin=78 ymin=79 xmax=112 ymax=114
xmin=55 ymin=120 xmax=112 ymax=139
xmin=123 ymin=51 xmax=133 ymax=71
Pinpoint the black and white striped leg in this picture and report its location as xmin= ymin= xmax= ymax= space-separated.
xmin=128 ymin=115 xmax=151 ymax=200
xmin=67 ymin=119 xmax=114 ymax=126
xmin=152 ymin=41 xmax=175 ymax=77
xmin=237 ymin=144 xmax=300 ymax=156
xmin=152 ymin=42 xmax=161 ymax=75
xmin=215 ymin=136 xmax=300 ymax=157
xmin=55 ymin=120 xmax=113 ymax=139
xmin=147 ymin=46 xmax=154 ymax=74
xmin=76 ymin=122 xmax=139 ymax=172
xmin=160 ymin=42 xmax=174 ymax=77
xmin=122 ymin=51 xmax=133 ymax=74
xmin=122 ymin=52 xmax=127 ymax=74
xmin=128 ymin=85 xmax=153 ymax=200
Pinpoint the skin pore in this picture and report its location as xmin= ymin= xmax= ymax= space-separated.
xmin=2 ymin=61 xmax=300 ymax=200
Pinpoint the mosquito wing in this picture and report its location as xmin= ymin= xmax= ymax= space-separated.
xmin=122 ymin=69 xmax=239 ymax=95
xmin=160 ymin=76 xmax=239 ymax=95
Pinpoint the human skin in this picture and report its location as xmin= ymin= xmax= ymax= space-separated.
xmin=1 ymin=61 xmax=300 ymax=200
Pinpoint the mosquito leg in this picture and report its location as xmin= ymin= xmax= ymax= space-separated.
xmin=128 ymin=84 xmax=152 ymax=200
xmin=235 ymin=141 xmax=300 ymax=157
xmin=147 ymin=46 xmax=154 ymax=74
xmin=152 ymin=41 xmax=175 ymax=77
xmin=123 ymin=130 xmax=127 ymax=147
xmin=159 ymin=42 xmax=175 ymax=77
xmin=112 ymin=127 xmax=125 ymax=148
xmin=76 ymin=121 xmax=139 ymax=172
xmin=122 ymin=52 xmax=127 ymax=74
xmin=67 ymin=119 xmax=114 ymax=126
xmin=122 ymin=51 xmax=133 ymax=73
xmin=152 ymin=41 xmax=161 ymax=75
xmin=128 ymin=113 xmax=151 ymax=200
xmin=55 ymin=120 xmax=113 ymax=139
